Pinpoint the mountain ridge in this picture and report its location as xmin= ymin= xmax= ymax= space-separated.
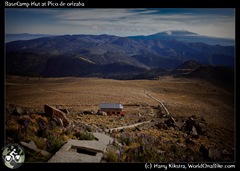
xmin=6 ymin=30 xmax=234 ymax=46
xmin=128 ymin=30 xmax=234 ymax=46
xmin=6 ymin=31 xmax=234 ymax=79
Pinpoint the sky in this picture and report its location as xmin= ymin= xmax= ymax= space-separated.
xmin=5 ymin=8 xmax=235 ymax=39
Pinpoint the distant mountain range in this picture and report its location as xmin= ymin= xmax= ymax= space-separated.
xmin=6 ymin=31 xmax=234 ymax=46
xmin=5 ymin=33 xmax=55 ymax=43
xmin=5 ymin=31 xmax=234 ymax=83
xmin=129 ymin=30 xmax=234 ymax=46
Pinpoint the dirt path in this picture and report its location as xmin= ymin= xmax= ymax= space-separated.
xmin=146 ymin=93 xmax=170 ymax=116
xmin=106 ymin=120 xmax=151 ymax=132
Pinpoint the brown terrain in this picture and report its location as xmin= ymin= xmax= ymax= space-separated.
xmin=5 ymin=75 xmax=235 ymax=162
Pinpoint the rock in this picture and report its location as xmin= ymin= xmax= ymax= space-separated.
xmin=183 ymin=133 xmax=188 ymax=138
xmin=97 ymin=110 xmax=107 ymax=116
xmin=20 ymin=140 xmax=51 ymax=158
xmin=201 ymin=117 xmax=206 ymax=122
xmin=176 ymin=139 xmax=181 ymax=143
xmin=156 ymin=149 xmax=166 ymax=155
xmin=39 ymin=150 xmax=52 ymax=158
xmin=20 ymin=141 xmax=38 ymax=152
xmin=186 ymin=155 xmax=194 ymax=162
xmin=155 ymin=122 xmax=169 ymax=130
xmin=54 ymin=117 xmax=64 ymax=127
xmin=184 ymin=117 xmax=203 ymax=135
xmin=185 ymin=117 xmax=195 ymax=132
xmin=16 ymin=106 xmax=24 ymax=115
xmin=60 ymin=109 xmax=69 ymax=115
xmin=28 ymin=140 xmax=38 ymax=149
xmin=185 ymin=138 xmax=195 ymax=145
xmin=208 ymin=148 xmax=222 ymax=161
xmin=56 ymin=106 xmax=69 ymax=114
xmin=5 ymin=104 xmax=15 ymax=117
xmin=221 ymin=149 xmax=233 ymax=161
xmin=12 ymin=106 xmax=25 ymax=116
xmin=44 ymin=104 xmax=70 ymax=127
xmin=135 ymin=127 xmax=141 ymax=131
xmin=191 ymin=115 xmax=197 ymax=119
xmin=177 ymin=143 xmax=186 ymax=148
xmin=190 ymin=126 xmax=199 ymax=139
xmin=164 ymin=117 xmax=177 ymax=127
xmin=102 ymin=112 xmax=107 ymax=116
xmin=6 ymin=137 xmax=14 ymax=144
xmin=221 ymin=149 xmax=231 ymax=156
xmin=199 ymin=144 xmax=209 ymax=159
xmin=83 ymin=111 xmax=92 ymax=114
xmin=194 ymin=123 xmax=204 ymax=135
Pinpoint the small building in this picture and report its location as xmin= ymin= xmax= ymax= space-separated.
xmin=99 ymin=103 xmax=124 ymax=116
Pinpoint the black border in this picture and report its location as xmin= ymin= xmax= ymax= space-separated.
xmin=2 ymin=0 xmax=239 ymax=171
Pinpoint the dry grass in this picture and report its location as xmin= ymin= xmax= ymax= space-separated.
xmin=5 ymin=75 xmax=235 ymax=162
xmin=6 ymin=76 xmax=234 ymax=127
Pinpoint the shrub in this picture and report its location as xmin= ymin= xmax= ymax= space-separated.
xmin=73 ymin=131 xmax=95 ymax=140
xmin=61 ymin=129 xmax=71 ymax=136
xmin=119 ymin=133 xmax=133 ymax=146
xmin=47 ymin=134 xmax=65 ymax=153
xmin=25 ymin=151 xmax=50 ymax=162
xmin=31 ymin=136 xmax=47 ymax=151
xmin=61 ymin=135 xmax=70 ymax=142
xmin=6 ymin=119 xmax=20 ymax=141
xmin=104 ymin=149 xmax=118 ymax=162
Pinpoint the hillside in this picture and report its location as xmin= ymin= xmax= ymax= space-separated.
xmin=6 ymin=31 xmax=234 ymax=78
xmin=175 ymin=66 xmax=234 ymax=91
xmin=5 ymin=76 xmax=235 ymax=162
xmin=171 ymin=60 xmax=203 ymax=76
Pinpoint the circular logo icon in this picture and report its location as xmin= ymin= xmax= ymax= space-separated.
xmin=2 ymin=144 xmax=25 ymax=169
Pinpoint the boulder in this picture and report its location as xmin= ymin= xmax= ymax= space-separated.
xmin=185 ymin=138 xmax=195 ymax=145
xmin=184 ymin=117 xmax=203 ymax=135
xmin=20 ymin=140 xmax=38 ymax=152
xmin=191 ymin=115 xmax=197 ymax=119
xmin=185 ymin=117 xmax=195 ymax=132
xmin=164 ymin=117 xmax=177 ymax=128
xmin=97 ymin=110 xmax=107 ymax=116
xmin=53 ymin=117 xmax=64 ymax=127
xmin=199 ymin=144 xmax=209 ymax=159
xmin=102 ymin=112 xmax=107 ymax=116
xmin=20 ymin=140 xmax=51 ymax=158
xmin=190 ymin=126 xmax=199 ymax=139
xmin=194 ymin=123 xmax=204 ymax=135
xmin=60 ymin=109 xmax=69 ymax=115
xmin=15 ymin=106 xmax=25 ymax=115
xmin=208 ymin=148 xmax=222 ymax=161
xmin=155 ymin=122 xmax=169 ymax=130
xmin=44 ymin=104 xmax=70 ymax=127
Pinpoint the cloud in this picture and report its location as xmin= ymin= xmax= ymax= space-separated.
xmin=5 ymin=8 xmax=235 ymax=39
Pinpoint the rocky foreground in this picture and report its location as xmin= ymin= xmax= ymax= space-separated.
xmin=5 ymin=103 xmax=234 ymax=162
